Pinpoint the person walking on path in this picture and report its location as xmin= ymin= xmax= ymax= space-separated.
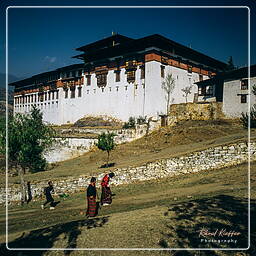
xmin=41 ymin=181 xmax=55 ymax=210
xmin=86 ymin=177 xmax=98 ymax=217
xmin=100 ymin=172 xmax=115 ymax=206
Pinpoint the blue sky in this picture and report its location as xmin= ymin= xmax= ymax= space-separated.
xmin=0 ymin=0 xmax=255 ymax=79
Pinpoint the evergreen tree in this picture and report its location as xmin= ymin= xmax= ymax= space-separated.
xmin=0 ymin=106 xmax=57 ymax=203
xmin=240 ymin=84 xmax=256 ymax=128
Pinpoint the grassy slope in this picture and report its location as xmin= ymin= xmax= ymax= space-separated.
xmin=0 ymin=161 xmax=255 ymax=256
xmin=2 ymin=120 xmax=254 ymax=185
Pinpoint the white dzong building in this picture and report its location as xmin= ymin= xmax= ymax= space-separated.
xmin=11 ymin=34 xmax=227 ymax=125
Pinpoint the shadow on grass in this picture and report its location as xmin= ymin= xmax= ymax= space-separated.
xmin=160 ymin=195 xmax=256 ymax=255
xmin=0 ymin=216 xmax=109 ymax=256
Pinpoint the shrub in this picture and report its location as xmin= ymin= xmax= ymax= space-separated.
xmin=96 ymin=132 xmax=116 ymax=167
xmin=123 ymin=117 xmax=136 ymax=129
xmin=240 ymin=105 xmax=256 ymax=128
xmin=136 ymin=116 xmax=147 ymax=125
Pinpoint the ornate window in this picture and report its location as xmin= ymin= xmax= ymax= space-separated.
xmin=241 ymin=79 xmax=248 ymax=90
xmin=96 ymin=72 xmax=108 ymax=87
xmin=125 ymin=59 xmax=137 ymax=83
xmin=126 ymin=70 xmax=136 ymax=83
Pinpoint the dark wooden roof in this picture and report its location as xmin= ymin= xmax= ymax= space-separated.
xmin=76 ymin=34 xmax=134 ymax=52
xmin=10 ymin=63 xmax=84 ymax=88
xmin=196 ymin=65 xmax=256 ymax=86
xmin=73 ymin=34 xmax=228 ymax=70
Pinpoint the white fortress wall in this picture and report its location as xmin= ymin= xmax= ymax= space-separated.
xmin=162 ymin=64 xmax=209 ymax=106
xmin=144 ymin=60 xmax=165 ymax=116
xmin=59 ymin=65 xmax=147 ymax=124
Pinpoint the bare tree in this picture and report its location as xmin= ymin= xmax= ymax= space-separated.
xmin=181 ymin=86 xmax=192 ymax=103
xmin=162 ymin=73 xmax=176 ymax=115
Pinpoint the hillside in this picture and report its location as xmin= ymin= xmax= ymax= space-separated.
xmin=2 ymin=119 xmax=253 ymax=185
xmin=0 ymin=161 xmax=254 ymax=255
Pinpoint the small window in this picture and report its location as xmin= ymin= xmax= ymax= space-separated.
xmin=161 ymin=65 xmax=165 ymax=78
xmin=140 ymin=66 xmax=145 ymax=79
xmin=78 ymin=87 xmax=82 ymax=97
xmin=116 ymin=86 xmax=119 ymax=92
xmin=126 ymin=71 xmax=136 ymax=83
xmin=115 ymin=70 xmax=120 ymax=82
xmin=206 ymin=85 xmax=213 ymax=96
xmin=52 ymin=91 xmax=55 ymax=100
xmin=70 ymin=88 xmax=75 ymax=98
xmin=94 ymin=89 xmax=96 ymax=93
xmin=241 ymin=94 xmax=247 ymax=103
xmin=188 ymin=65 xmax=192 ymax=73
xmin=87 ymin=75 xmax=91 ymax=86
xmin=109 ymin=87 xmax=112 ymax=92
xmin=125 ymin=86 xmax=128 ymax=91
xmin=48 ymin=91 xmax=51 ymax=100
xmin=87 ymin=90 xmax=89 ymax=94
xmin=56 ymin=90 xmax=59 ymax=99
xmin=241 ymin=79 xmax=248 ymax=90
xmin=45 ymin=92 xmax=47 ymax=101
xmin=65 ymin=89 xmax=68 ymax=98
xmin=96 ymin=73 xmax=107 ymax=87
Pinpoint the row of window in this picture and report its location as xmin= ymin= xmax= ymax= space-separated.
xmin=62 ymin=70 xmax=82 ymax=79
xmin=198 ymin=85 xmax=214 ymax=96
xmin=63 ymin=83 xmax=145 ymax=99
xmin=15 ymin=101 xmax=59 ymax=109
xmin=160 ymin=65 xmax=205 ymax=81
xmin=15 ymin=90 xmax=59 ymax=104
xmin=85 ymin=68 xmax=145 ymax=87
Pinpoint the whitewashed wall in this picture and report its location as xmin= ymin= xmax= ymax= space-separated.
xmin=14 ymin=61 xmax=210 ymax=125
xmin=222 ymin=77 xmax=256 ymax=118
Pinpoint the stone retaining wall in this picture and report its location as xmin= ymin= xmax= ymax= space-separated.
xmin=44 ymin=122 xmax=160 ymax=163
xmin=1 ymin=141 xmax=254 ymax=204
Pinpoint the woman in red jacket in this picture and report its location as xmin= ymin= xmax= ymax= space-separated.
xmin=101 ymin=172 xmax=115 ymax=206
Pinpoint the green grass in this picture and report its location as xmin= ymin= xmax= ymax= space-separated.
xmin=0 ymin=161 xmax=255 ymax=256
xmin=1 ymin=119 xmax=254 ymax=185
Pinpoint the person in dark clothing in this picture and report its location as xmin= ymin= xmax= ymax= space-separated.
xmin=41 ymin=181 xmax=55 ymax=210
xmin=101 ymin=172 xmax=115 ymax=206
xmin=86 ymin=177 xmax=98 ymax=217
xmin=26 ymin=181 xmax=32 ymax=204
